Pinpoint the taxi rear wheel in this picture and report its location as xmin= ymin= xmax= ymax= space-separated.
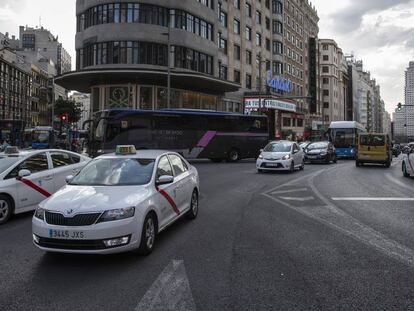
xmin=186 ymin=190 xmax=198 ymax=220
xmin=0 ymin=195 xmax=13 ymax=225
xmin=137 ymin=213 xmax=157 ymax=255
xmin=403 ymin=162 xmax=410 ymax=178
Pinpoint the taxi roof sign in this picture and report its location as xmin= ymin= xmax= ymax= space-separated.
xmin=115 ymin=145 xmax=137 ymax=155
xmin=4 ymin=146 xmax=19 ymax=154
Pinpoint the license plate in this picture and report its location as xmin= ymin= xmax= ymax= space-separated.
xmin=266 ymin=163 xmax=279 ymax=167
xmin=49 ymin=229 xmax=85 ymax=239
xmin=307 ymin=156 xmax=317 ymax=159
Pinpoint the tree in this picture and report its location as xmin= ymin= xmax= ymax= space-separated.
xmin=53 ymin=98 xmax=83 ymax=124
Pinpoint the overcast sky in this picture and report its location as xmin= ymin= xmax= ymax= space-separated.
xmin=1 ymin=0 xmax=414 ymax=113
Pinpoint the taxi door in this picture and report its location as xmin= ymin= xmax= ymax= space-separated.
xmin=168 ymin=154 xmax=192 ymax=213
xmin=408 ymin=148 xmax=414 ymax=175
xmin=155 ymin=155 xmax=181 ymax=228
xmin=48 ymin=151 xmax=83 ymax=191
xmin=9 ymin=153 xmax=55 ymax=212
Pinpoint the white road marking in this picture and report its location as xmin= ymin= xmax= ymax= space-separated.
xmin=278 ymin=196 xmax=315 ymax=201
xmin=135 ymin=260 xmax=196 ymax=311
xmin=385 ymin=173 xmax=414 ymax=192
xmin=271 ymin=188 xmax=308 ymax=195
xmin=332 ymin=197 xmax=414 ymax=201
xmin=262 ymin=167 xmax=414 ymax=268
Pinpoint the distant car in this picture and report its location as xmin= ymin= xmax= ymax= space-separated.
xmin=392 ymin=144 xmax=401 ymax=157
xmin=32 ymin=146 xmax=199 ymax=255
xmin=304 ymin=141 xmax=337 ymax=164
xmin=0 ymin=148 xmax=91 ymax=224
xmin=256 ymin=140 xmax=304 ymax=173
xmin=402 ymin=146 xmax=414 ymax=178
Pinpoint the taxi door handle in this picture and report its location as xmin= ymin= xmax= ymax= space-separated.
xmin=43 ymin=176 xmax=53 ymax=181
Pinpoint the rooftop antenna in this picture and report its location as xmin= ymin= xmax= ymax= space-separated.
xmin=39 ymin=16 xmax=42 ymax=28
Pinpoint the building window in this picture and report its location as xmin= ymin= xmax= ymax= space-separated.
xmin=297 ymin=118 xmax=303 ymax=127
xmin=283 ymin=117 xmax=291 ymax=127
xmin=323 ymin=102 xmax=329 ymax=108
xmin=273 ymin=41 xmax=283 ymax=55
xmin=234 ymin=0 xmax=240 ymax=9
xmin=256 ymin=33 xmax=262 ymax=46
xmin=219 ymin=64 xmax=228 ymax=80
xmin=219 ymin=38 xmax=227 ymax=54
xmin=256 ymin=11 xmax=262 ymax=24
xmin=234 ymin=19 xmax=240 ymax=35
xmin=323 ymin=55 xmax=329 ymax=61
xmin=245 ymin=26 xmax=252 ymax=40
xmin=322 ymin=66 xmax=329 ymax=73
xmin=234 ymin=44 xmax=241 ymax=60
xmin=323 ymin=44 xmax=328 ymax=50
xmin=323 ymin=90 xmax=329 ymax=96
xmin=273 ymin=21 xmax=283 ymax=34
xmin=246 ymin=50 xmax=252 ymax=64
xmin=272 ymin=0 xmax=283 ymax=14
xmin=272 ymin=61 xmax=283 ymax=75
xmin=265 ymin=17 xmax=270 ymax=30
xmin=265 ymin=38 xmax=271 ymax=51
xmin=323 ymin=77 xmax=329 ymax=84
xmin=245 ymin=3 xmax=252 ymax=17
xmin=234 ymin=70 xmax=241 ymax=83
xmin=219 ymin=10 xmax=228 ymax=27
xmin=246 ymin=74 xmax=252 ymax=89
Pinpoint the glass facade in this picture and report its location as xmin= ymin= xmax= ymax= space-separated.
xmin=77 ymin=3 xmax=213 ymax=41
xmin=77 ymin=41 xmax=214 ymax=75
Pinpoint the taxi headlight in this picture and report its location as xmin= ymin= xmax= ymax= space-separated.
xmin=282 ymin=154 xmax=291 ymax=160
xmin=98 ymin=207 xmax=135 ymax=223
xmin=34 ymin=208 xmax=45 ymax=220
xmin=320 ymin=152 xmax=327 ymax=156
xmin=258 ymin=154 xmax=263 ymax=159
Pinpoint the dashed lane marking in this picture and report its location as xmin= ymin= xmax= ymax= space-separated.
xmin=271 ymin=188 xmax=308 ymax=195
xmin=278 ymin=196 xmax=315 ymax=202
xmin=332 ymin=197 xmax=414 ymax=201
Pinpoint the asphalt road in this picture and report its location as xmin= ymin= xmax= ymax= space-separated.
xmin=1 ymin=156 xmax=414 ymax=310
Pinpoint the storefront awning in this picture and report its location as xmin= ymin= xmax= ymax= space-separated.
xmin=55 ymin=68 xmax=240 ymax=95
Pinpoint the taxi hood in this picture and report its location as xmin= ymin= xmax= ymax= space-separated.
xmin=41 ymin=184 xmax=151 ymax=213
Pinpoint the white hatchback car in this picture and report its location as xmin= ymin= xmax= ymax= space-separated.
xmin=256 ymin=140 xmax=305 ymax=173
xmin=0 ymin=148 xmax=90 ymax=224
xmin=32 ymin=147 xmax=199 ymax=255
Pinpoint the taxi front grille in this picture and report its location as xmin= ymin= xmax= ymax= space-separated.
xmin=45 ymin=212 xmax=102 ymax=226
xmin=36 ymin=237 xmax=106 ymax=250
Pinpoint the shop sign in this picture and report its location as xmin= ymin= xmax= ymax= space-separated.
xmin=244 ymin=98 xmax=296 ymax=113
xmin=266 ymin=71 xmax=292 ymax=93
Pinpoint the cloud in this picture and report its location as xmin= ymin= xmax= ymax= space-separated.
xmin=329 ymin=0 xmax=413 ymax=33
xmin=0 ymin=4 xmax=17 ymax=21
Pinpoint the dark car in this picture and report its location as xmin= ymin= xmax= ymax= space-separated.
xmin=392 ymin=144 xmax=401 ymax=157
xmin=304 ymin=141 xmax=337 ymax=164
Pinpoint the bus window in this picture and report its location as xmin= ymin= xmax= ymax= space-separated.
xmin=332 ymin=129 xmax=354 ymax=148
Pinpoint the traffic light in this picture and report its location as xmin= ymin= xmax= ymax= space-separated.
xmin=60 ymin=114 xmax=68 ymax=122
xmin=397 ymin=103 xmax=402 ymax=111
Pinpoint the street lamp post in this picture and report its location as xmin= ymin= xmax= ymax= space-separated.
xmin=162 ymin=24 xmax=171 ymax=108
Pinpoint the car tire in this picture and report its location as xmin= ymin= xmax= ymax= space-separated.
xmin=137 ymin=213 xmax=157 ymax=255
xmin=299 ymin=160 xmax=305 ymax=170
xmin=226 ymin=149 xmax=240 ymax=162
xmin=385 ymin=159 xmax=391 ymax=168
xmin=0 ymin=195 xmax=13 ymax=225
xmin=186 ymin=190 xmax=198 ymax=220
xmin=289 ymin=161 xmax=295 ymax=173
xmin=403 ymin=162 xmax=410 ymax=178
xmin=257 ymin=169 xmax=264 ymax=173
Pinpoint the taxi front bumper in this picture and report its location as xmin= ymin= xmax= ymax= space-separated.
xmin=32 ymin=215 xmax=143 ymax=254
xmin=256 ymin=158 xmax=293 ymax=171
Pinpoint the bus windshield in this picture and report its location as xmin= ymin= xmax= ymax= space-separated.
xmin=331 ymin=129 xmax=355 ymax=148
xmin=32 ymin=131 xmax=50 ymax=143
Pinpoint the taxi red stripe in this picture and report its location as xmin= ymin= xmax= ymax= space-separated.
xmin=156 ymin=187 xmax=180 ymax=215
xmin=19 ymin=178 xmax=51 ymax=198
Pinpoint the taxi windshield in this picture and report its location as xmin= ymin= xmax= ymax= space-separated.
xmin=0 ymin=156 xmax=20 ymax=174
xmin=264 ymin=142 xmax=292 ymax=153
xmin=70 ymin=158 xmax=155 ymax=186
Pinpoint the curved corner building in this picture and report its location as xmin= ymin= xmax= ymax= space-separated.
xmin=57 ymin=0 xmax=239 ymax=113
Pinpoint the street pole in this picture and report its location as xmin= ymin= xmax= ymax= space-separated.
xmin=51 ymin=77 xmax=55 ymax=128
xmin=167 ymin=25 xmax=171 ymax=109
xmin=258 ymin=53 xmax=262 ymax=113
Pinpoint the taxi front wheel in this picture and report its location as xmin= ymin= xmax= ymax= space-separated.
xmin=137 ymin=213 xmax=157 ymax=255
xmin=186 ymin=190 xmax=198 ymax=220
xmin=0 ymin=195 xmax=13 ymax=225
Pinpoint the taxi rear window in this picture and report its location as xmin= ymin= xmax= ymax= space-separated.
xmin=360 ymin=135 xmax=385 ymax=146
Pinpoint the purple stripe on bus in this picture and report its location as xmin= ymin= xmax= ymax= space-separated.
xmin=197 ymin=131 xmax=217 ymax=147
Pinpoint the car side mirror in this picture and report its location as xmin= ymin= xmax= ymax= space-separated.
xmin=260 ymin=149 xmax=263 ymax=152
xmin=65 ymin=175 xmax=74 ymax=184
xmin=293 ymin=149 xmax=299 ymax=154
xmin=18 ymin=169 xmax=31 ymax=178
xmin=156 ymin=175 xmax=174 ymax=186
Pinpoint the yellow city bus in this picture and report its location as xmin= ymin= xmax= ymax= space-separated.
xmin=356 ymin=133 xmax=392 ymax=167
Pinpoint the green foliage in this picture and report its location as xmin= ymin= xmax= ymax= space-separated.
xmin=54 ymin=98 xmax=83 ymax=123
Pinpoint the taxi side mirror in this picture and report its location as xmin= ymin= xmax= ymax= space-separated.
xmin=260 ymin=149 xmax=264 ymax=152
xmin=156 ymin=175 xmax=174 ymax=186
xmin=293 ymin=149 xmax=299 ymax=154
xmin=18 ymin=169 xmax=31 ymax=178
xmin=65 ymin=175 xmax=74 ymax=184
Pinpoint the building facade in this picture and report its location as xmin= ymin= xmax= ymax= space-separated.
xmin=56 ymin=0 xmax=321 ymax=141
xmin=19 ymin=26 xmax=72 ymax=75
xmin=70 ymin=92 xmax=91 ymax=129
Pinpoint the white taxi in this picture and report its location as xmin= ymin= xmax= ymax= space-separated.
xmin=32 ymin=146 xmax=199 ymax=255
xmin=0 ymin=148 xmax=90 ymax=224
xmin=256 ymin=140 xmax=305 ymax=173
xmin=402 ymin=146 xmax=414 ymax=178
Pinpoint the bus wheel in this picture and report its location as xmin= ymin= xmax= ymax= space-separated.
xmin=210 ymin=158 xmax=223 ymax=163
xmin=226 ymin=149 xmax=240 ymax=162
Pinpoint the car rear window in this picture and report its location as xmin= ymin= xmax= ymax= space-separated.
xmin=360 ymin=135 xmax=385 ymax=146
